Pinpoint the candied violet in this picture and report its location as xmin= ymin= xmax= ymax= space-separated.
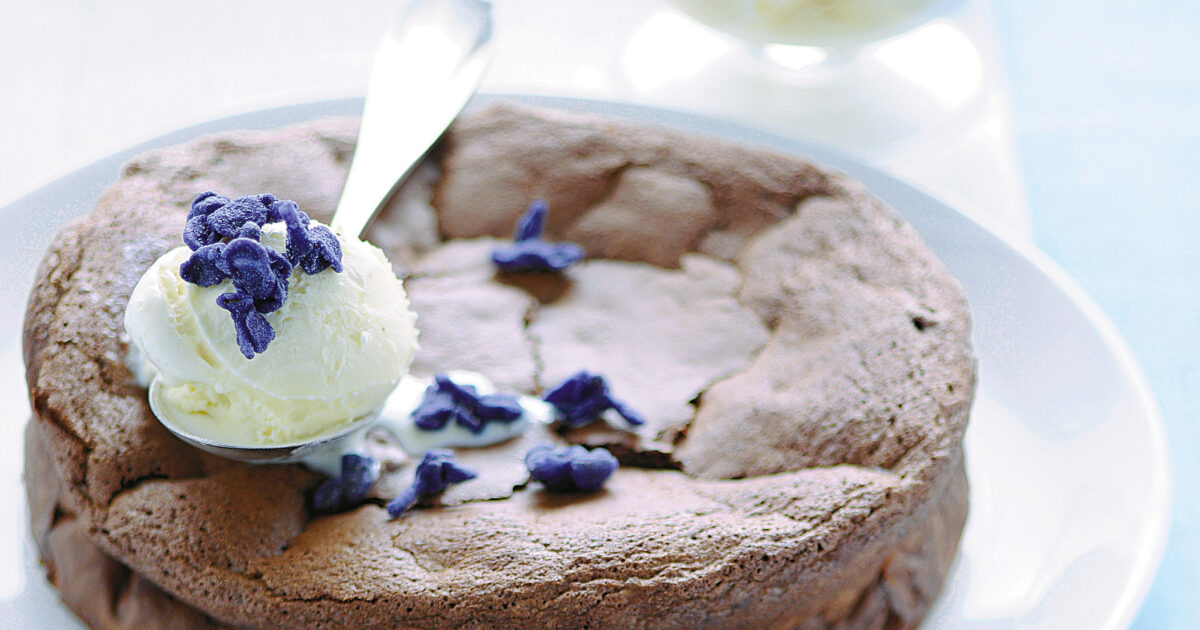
xmin=313 ymin=454 xmax=381 ymax=512
xmin=525 ymin=444 xmax=618 ymax=492
xmin=189 ymin=191 xmax=228 ymax=220
xmin=208 ymin=196 xmax=270 ymax=238
xmin=543 ymin=371 xmax=646 ymax=429
xmin=492 ymin=241 xmax=585 ymax=272
xmin=512 ymin=199 xmax=547 ymax=241
xmin=411 ymin=374 xmax=523 ymax=434
xmin=298 ymin=223 xmax=343 ymax=275
xmin=236 ymin=221 xmax=262 ymax=241
xmin=225 ymin=238 xmax=282 ymax=297
xmin=491 ymin=199 xmax=584 ymax=272
xmin=272 ymin=200 xmax=343 ymax=273
xmin=179 ymin=242 xmax=229 ymax=287
xmin=386 ymin=450 xmax=477 ymax=518
xmin=223 ymin=238 xmax=290 ymax=314
xmin=183 ymin=214 xmax=220 ymax=251
xmin=177 ymin=191 xmax=345 ymax=358
xmin=184 ymin=191 xmax=229 ymax=249
xmin=216 ymin=290 xmax=274 ymax=359
xmin=274 ymin=200 xmax=314 ymax=260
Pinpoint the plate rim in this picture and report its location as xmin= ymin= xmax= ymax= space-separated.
xmin=512 ymin=94 xmax=1171 ymax=630
xmin=2 ymin=94 xmax=1171 ymax=629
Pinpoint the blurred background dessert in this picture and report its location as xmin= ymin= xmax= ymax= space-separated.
xmin=668 ymin=0 xmax=965 ymax=48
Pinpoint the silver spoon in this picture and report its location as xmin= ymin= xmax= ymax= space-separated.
xmin=148 ymin=380 xmax=375 ymax=465
xmin=152 ymin=0 xmax=494 ymax=464
xmin=333 ymin=0 xmax=494 ymax=239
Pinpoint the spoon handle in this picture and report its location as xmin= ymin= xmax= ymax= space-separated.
xmin=332 ymin=0 xmax=494 ymax=239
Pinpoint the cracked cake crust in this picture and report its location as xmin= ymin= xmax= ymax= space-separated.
xmin=23 ymin=102 xmax=974 ymax=629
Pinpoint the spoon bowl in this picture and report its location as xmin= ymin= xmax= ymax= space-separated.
xmin=149 ymin=380 xmax=380 ymax=464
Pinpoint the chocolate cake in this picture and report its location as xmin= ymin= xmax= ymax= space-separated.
xmin=23 ymin=102 xmax=974 ymax=629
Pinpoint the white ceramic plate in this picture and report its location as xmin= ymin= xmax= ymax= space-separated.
xmin=0 ymin=96 xmax=1170 ymax=629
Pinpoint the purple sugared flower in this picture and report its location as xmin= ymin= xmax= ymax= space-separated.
xmin=183 ymin=214 xmax=221 ymax=250
xmin=491 ymin=200 xmax=584 ymax=272
xmin=411 ymin=374 xmax=524 ymax=434
xmin=177 ymin=191 xmax=345 ymax=358
xmin=208 ymin=195 xmax=270 ymax=238
xmin=225 ymin=238 xmax=286 ymax=298
xmin=179 ymin=242 xmax=229 ymax=287
xmin=525 ymin=444 xmax=618 ymax=492
xmin=298 ymin=223 xmax=343 ymax=275
xmin=236 ymin=221 xmax=262 ymax=241
xmin=275 ymin=200 xmax=313 ymax=259
xmin=223 ymin=237 xmax=291 ymax=314
xmin=387 ymin=450 xmax=477 ymax=518
xmin=543 ymin=371 xmax=646 ymax=429
xmin=274 ymin=199 xmax=343 ymax=274
xmin=188 ymin=191 xmax=228 ymax=220
xmin=215 ymin=290 xmax=274 ymax=359
xmin=313 ymin=453 xmax=381 ymax=512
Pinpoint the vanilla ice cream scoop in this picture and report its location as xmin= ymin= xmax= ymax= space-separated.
xmin=125 ymin=212 xmax=418 ymax=448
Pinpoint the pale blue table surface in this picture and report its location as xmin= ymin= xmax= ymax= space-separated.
xmin=994 ymin=2 xmax=1199 ymax=627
